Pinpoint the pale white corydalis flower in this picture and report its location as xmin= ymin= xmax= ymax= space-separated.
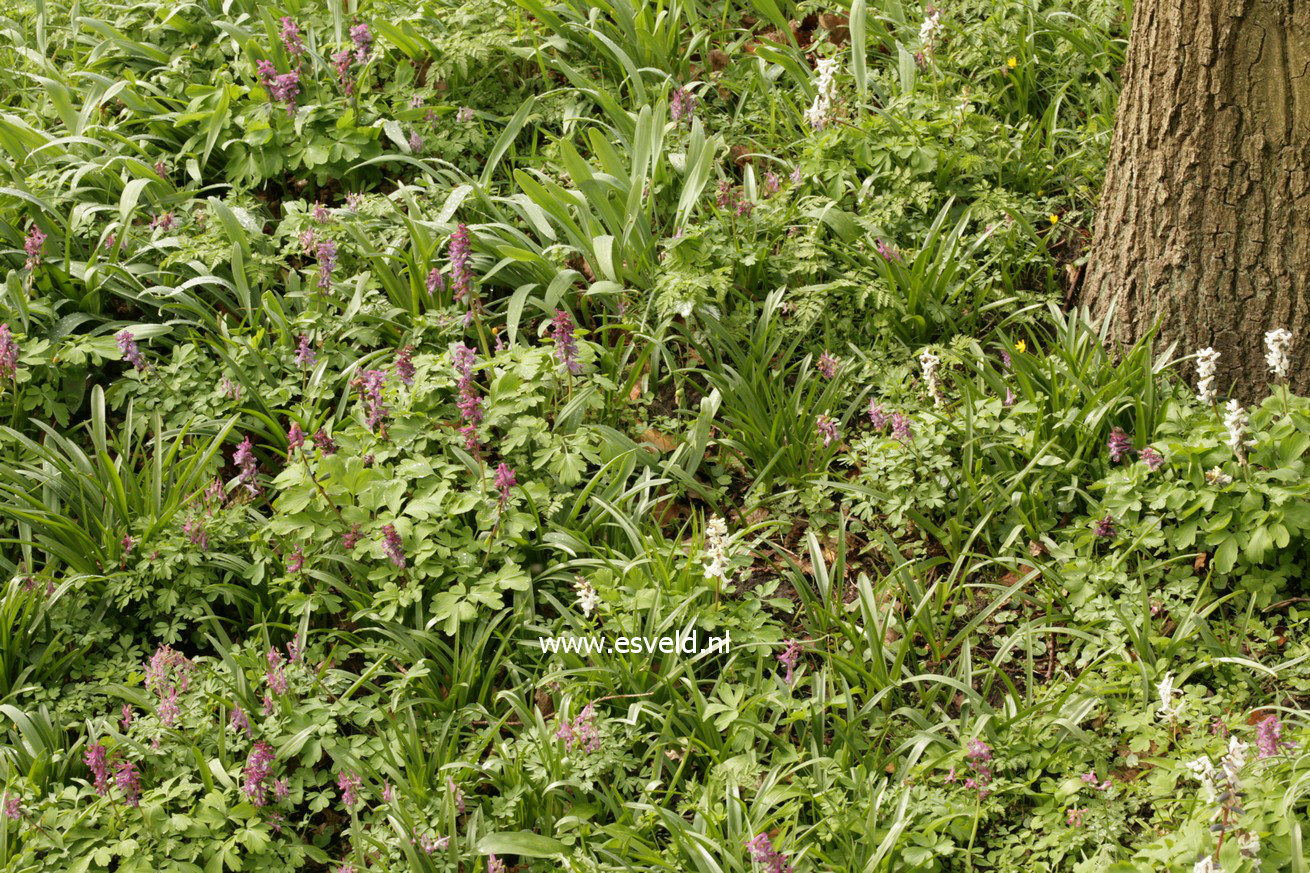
xmin=1185 ymin=756 xmax=1219 ymax=805
xmin=804 ymin=58 xmax=840 ymax=130
xmin=1156 ymin=672 xmax=1185 ymax=722
xmin=1223 ymin=399 xmax=1250 ymax=464
xmin=1264 ymin=328 xmax=1293 ymax=382
xmin=1205 ymin=466 xmax=1234 ymax=487
xmin=573 ymin=576 xmax=599 ymax=618
xmin=919 ymin=351 xmax=946 ymax=408
xmin=919 ymin=9 xmax=942 ymax=58
xmin=1220 ymin=735 xmax=1249 ymax=792
xmin=1195 ymin=347 xmax=1220 ymax=406
xmin=702 ymin=516 xmax=731 ymax=582
xmin=1192 ymin=856 xmax=1223 ymax=873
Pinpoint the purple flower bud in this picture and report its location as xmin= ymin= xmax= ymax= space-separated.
xmin=1139 ymin=446 xmax=1165 ymax=471
xmin=408 ymin=129 xmax=423 ymax=152
xmin=1093 ymin=514 xmax=1117 ymax=539
xmin=333 ymin=50 xmax=354 ymax=93
xmin=287 ymin=545 xmax=304 ymax=573
xmin=868 ymin=401 xmax=887 ymax=429
xmin=288 ymin=422 xmax=305 ymax=453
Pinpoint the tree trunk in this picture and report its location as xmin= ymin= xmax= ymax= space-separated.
xmin=1081 ymin=0 xmax=1310 ymax=400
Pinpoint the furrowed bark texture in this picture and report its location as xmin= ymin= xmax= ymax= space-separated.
xmin=1082 ymin=0 xmax=1310 ymax=399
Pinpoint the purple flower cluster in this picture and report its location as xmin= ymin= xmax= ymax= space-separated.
xmin=487 ymin=854 xmax=506 ymax=873
xmin=266 ymin=648 xmax=289 ymax=695
xmin=0 ymin=324 xmax=18 ymax=380
xmin=457 ymin=106 xmax=475 ymax=123
xmin=495 ymin=463 xmax=517 ymax=507
xmin=287 ymin=545 xmax=304 ymax=573
xmin=816 ymin=350 xmax=839 ymax=379
xmin=744 ymin=833 xmax=793 ymax=873
xmin=337 ymin=769 xmax=362 ymax=807
xmin=670 ymin=88 xmax=696 ymax=124
xmin=453 ymin=343 xmax=483 ymax=453
xmin=316 ymin=239 xmax=338 ymax=291
xmin=149 ymin=212 xmax=176 ymax=232
xmin=1139 ymin=446 xmax=1165 ymax=471
xmin=355 ymin=368 xmax=389 ymax=431
xmin=815 ymin=413 xmax=839 ymax=447
xmin=551 ymin=309 xmax=582 ymax=374
xmin=342 ymin=523 xmax=362 ymax=549
xmin=115 ymin=760 xmax=141 ymax=807
xmin=234 ymin=435 xmax=260 ymax=495
xmin=1093 ymin=514 xmax=1117 ymax=539
xmin=963 ymin=738 xmax=994 ymax=796
xmin=715 ymin=180 xmax=754 ymax=216
xmin=555 ymin=702 xmax=601 ymax=753
xmin=395 ymin=346 xmax=416 ymax=386
xmin=313 ymin=428 xmax=337 ymax=456
xmin=1256 ymin=714 xmax=1293 ymax=757
xmin=231 ymin=705 xmax=252 ymax=738
xmin=333 ymin=50 xmax=354 ymax=94
xmin=381 ymin=523 xmax=406 ymax=568
xmin=449 ymin=224 xmax=473 ymax=305
xmin=23 ymin=224 xmax=45 ymax=270
xmin=280 ymin=17 xmax=304 ymax=56
xmin=288 ymin=422 xmax=305 ymax=454
xmin=256 ymin=61 xmax=301 ymax=115
xmin=117 ymin=330 xmax=147 ymax=371
xmin=3 ymin=794 xmax=22 ymax=820
xmin=350 ymin=22 xmax=372 ymax=62
xmin=85 ymin=743 xmax=111 ymax=794
xmin=426 ymin=267 xmax=445 ymax=296
xmin=869 ymin=401 xmax=915 ymax=444
xmin=777 ymin=640 xmax=801 ymax=685
xmin=1107 ymin=427 xmax=1133 ymax=463
xmin=408 ymin=129 xmax=423 ymax=152
xmin=875 ymin=237 xmax=902 ymax=262
xmin=243 ymin=741 xmax=277 ymax=806
xmin=145 ymin=645 xmax=195 ymax=727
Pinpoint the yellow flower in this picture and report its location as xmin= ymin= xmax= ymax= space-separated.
xmin=1014 ymin=340 xmax=1027 ymax=354
xmin=1007 ymin=57 xmax=1018 ymax=68
xmin=1049 ymin=214 xmax=1059 ymax=225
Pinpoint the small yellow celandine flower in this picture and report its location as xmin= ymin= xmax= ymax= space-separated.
xmin=1049 ymin=214 xmax=1060 ymax=225
xmin=1015 ymin=340 xmax=1027 ymax=354
xmin=1007 ymin=57 xmax=1018 ymax=68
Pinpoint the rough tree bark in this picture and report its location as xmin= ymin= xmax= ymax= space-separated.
xmin=1081 ymin=0 xmax=1310 ymax=400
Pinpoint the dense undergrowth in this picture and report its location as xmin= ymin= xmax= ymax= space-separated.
xmin=0 ymin=0 xmax=1307 ymax=871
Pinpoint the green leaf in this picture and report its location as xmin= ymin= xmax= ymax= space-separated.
xmin=475 ymin=832 xmax=568 ymax=858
